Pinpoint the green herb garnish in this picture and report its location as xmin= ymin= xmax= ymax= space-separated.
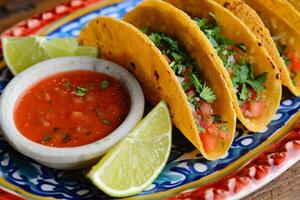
xmin=147 ymin=31 xmax=217 ymax=104
xmin=76 ymin=87 xmax=89 ymax=97
xmin=100 ymin=80 xmax=109 ymax=90
xmin=102 ymin=119 xmax=112 ymax=125
xmin=62 ymin=133 xmax=71 ymax=143
xmin=195 ymin=120 xmax=205 ymax=133
xmin=63 ymin=81 xmax=72 ymax=89
xmin=218 ymin=124 xmax=229 ymax=132
xmin=43 ymin=134 xmax=51 ymax=142
xmin=213 ymin=115 xmax=222 ymax=122
xmin=194 ymin=15 xmax=267 ymax=102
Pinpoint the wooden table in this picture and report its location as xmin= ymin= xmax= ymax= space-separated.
xmin=0 ymin=0 xmax=299 ymax=199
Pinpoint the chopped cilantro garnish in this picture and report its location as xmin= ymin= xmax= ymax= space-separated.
xmin=246 ymin=72 xmax=267 ymax=94
xmin=62 ymin=133 xmax=71 ymax=143
xmin=195 ymin=120 xmax=205 ymax=133
xmin=193 ymin=15 xmax=267 ymax=102
xmin=102 ymin=119 xmax=112 ymax=125
xmin=182 ymin=82 xmax=191 ymax=91
xmin=200 ymin=84 xmax=216 ymax=103
xmin=240 ymin=83 xmax=249 ymax=101
xmin=187 ymin=95 xmax=199 ymax=109
xmin=236 ymin=44 xmax=246 ymax=52
xmin=100 ymin=80 xmax=109 ymax=90
xmin=76 ymin=87 xmax=88 ymax=97
xmin=140 ymin=27 xmax=149 ymax=34
xmin=146 ymin=31 xmax=217 ymax=105
xmin=189 ymin=72 xmax=203 ymax=94
xmin=43 ymin=134 xmax=51 ymax=142
xmin=213 ymin=115 xmax=222 ymax=122
xmin=218 ymin=124 xmax=229 ymax=132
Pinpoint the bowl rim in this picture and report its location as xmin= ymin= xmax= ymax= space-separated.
xmin=0 ymin=56 xmax=145 ymax=165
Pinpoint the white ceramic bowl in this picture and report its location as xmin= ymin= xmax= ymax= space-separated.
xmin=0 ymin=56 xmax=145 ymax=170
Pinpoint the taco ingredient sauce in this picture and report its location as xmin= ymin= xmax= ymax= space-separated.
xmin=14 ymin=70 xmax=130 ymax=147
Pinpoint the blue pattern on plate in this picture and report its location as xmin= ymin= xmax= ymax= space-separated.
xmin=0 ymin=0 xmax=299 ymax=199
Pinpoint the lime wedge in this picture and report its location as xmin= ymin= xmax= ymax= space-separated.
xmin=42 ymin=37 xmax=78 ymax=58
xmin=2 ymin=36 xmax=98 ymax=75
xmin=87 ymin=101 xmax=172 ymax=197
xmin=76 ymin=46 xmax=99 ymax=57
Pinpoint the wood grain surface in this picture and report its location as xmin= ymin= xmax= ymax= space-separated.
xmin=0 ymin=0 xmax=299 ymax=200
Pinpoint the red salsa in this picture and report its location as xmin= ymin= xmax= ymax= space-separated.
xmin=14 ymin=70 xmax=130 ymax=147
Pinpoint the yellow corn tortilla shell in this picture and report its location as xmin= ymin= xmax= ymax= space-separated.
xmin=78 ymin=14 xmax=236 ymax=160
xmin=242 ymin=0 xmax=300 ymax=95
xmin=165 ymin=0 xmax=282 ymax=132
xmin=287 ymin=0 xmax=300 ymax=12
xmin=214 ymin=0 xmax=299 ymax=96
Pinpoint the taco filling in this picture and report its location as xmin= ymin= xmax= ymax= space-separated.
xmin=193 ymin=15 xmax=268 ymax=119
xmin=273 ymin=37 xmax=300 ymax=85
xmin=142 ymin=28 xmax=229 ymax=151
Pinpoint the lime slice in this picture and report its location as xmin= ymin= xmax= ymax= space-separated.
xmin=42 ymin=37 xmax=78 ymax=58
xmin=87 ymin=101 xmax=172 ymax=197
xmin=76 ymin=46 xmax=99 ymax=57
xmin=2 ymin=37 xmax=47 ymax=74
xmin=2 ymin=36 xmax=98 ymax=75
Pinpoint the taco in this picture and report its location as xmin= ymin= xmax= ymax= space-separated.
xmin=161 ymin=0 xmax=282 ymax=132
xmin=287 ymin=0 xmax=300 ymax=12
xmin=78 ymin=16 xmax=236 ymax=159
xmin=214 ymin=0 xmax=300 ymax=96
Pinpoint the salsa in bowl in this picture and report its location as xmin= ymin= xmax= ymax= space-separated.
xmin=0 ymin=56 xmax=145 ymax=170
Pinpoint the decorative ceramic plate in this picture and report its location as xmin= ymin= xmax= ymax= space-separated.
xmin=0 ymin=0 xmax=300 ymax=199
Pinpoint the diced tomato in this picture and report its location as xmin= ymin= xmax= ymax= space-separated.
xmin=186 ymin=89 xmax=196 ymax=97
xmin=240 ymin=102 xmax=249 ymax=114
xmin=200 ymin=132 xmax=217 ymax=152
xmin=198 ymin=100 xmax=214 ymax=116
xmin=248 ymin=88 xmax=257 ymax=100
xmin=163 ymin=54 xmax=171 ymax=64
xmin=183 ymin=67 xmax=192 ymax=80
xmin=207 ymin=125 xmax=219 ymax=136
xmin=243 ymin=101 xmax=265 ymax=118
xmin=219 ymin=130 xmax=227 ymax=139
xmin=199 ymin=117 xmax=214 ymax=130
xmin=286 ymin=51 xmax=300 ymax=71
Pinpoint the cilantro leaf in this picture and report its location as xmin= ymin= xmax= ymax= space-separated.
xmin=195 ymin=120 xmax=205 ymax=133
xmin=189 ymin=72 xmax=203 ymax=94
xmin=200 ymin=84 xmax=216 ymax=103
xmin=140 ymin=27 xmax=149 ymax=34
xmin=246 ymin=72 xmax=268 ymax=93
xmin=240 ymin=83 xmax=249 ymax=101
xmin=76 ymin=87 xmax=88 ymax=97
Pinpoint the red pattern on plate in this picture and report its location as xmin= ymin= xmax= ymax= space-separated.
xmin=0 ymin=190 xmax=24 ymax=200
xmin=0 ymin=0 xmax=103 ymax=56
xmin=166 ymin=123 xmax=300 ymax=200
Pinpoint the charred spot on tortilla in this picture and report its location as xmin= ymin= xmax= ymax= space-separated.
xmin=223 ymin=2 xmax=230 ymax=8
xmin=154 ymin=70 xmax=159 ymax=80
xmin=258 ymin=42 xmax=262 ymax=46
xmin=130 ymin=62 xmax=136 ymax=69
xmin=108 ymin=51 xmax=112 ymax=55
xmin=276 ymin=74 xmax=280 ymax=79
